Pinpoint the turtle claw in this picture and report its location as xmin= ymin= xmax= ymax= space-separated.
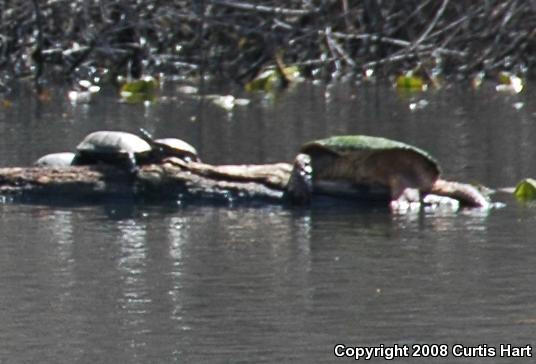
xmin=390 ymin=199 xmax=421 ymax=212
xmin=390 ymin=187 xmax=422 ymax=212
xmin=423 ymin=194 xmax=460 ymax=210
xmin=286 ymin=153 xmax=313 ymax=204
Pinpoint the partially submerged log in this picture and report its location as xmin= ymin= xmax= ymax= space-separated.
xmin=140 ymin=158 xmax=293 ymax=201
xmin=0 ymin=157 xmax=293 ymax=203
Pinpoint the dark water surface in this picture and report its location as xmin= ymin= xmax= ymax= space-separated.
xmin=1 ymin=82 xmax=536 ymax=363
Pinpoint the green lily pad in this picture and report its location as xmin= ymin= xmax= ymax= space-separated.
xmin=245 ymin=66 xmax=300 ymax=93
xmin=395 ymin=72 xmax=426 ymax=91
xmin=0 ymin=98 xmax=12 ymax=108
xmin=120 ymin=77 xmax=159 ymax=103
xmin=496 ymin=71 xmax=523 ymax=93
xmin=514 ymin=178 xmax=536 ymax=201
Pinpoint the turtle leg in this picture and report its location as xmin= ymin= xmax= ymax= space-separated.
xmin=389 ymin=175 xmax=421 ymax=210
xmin=431 ymin=179 xmax=490 ymax=208
xmin=71 ymin=153 xmax=83 ymax=166
xmin=285 ymin=153 xmax=313 ymax=204
xmin=71 ymin=152 xmax=95 ymax=166
xmin=126 ymin=152 xmax=138 ymax=174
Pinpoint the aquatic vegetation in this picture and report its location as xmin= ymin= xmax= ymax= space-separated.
xmin=0 ymin=99 xmax=13 ymax=109
xmin=395 ymin=72 xmax=427 ymax=92
xmin=120 ymin=77 xmax=159 ymax=103
xmin=496 ymin=72 xmax=524 ymax=94
xmin=514 ymin=179 xmax=536 ymax=201
xmin=68 ymin=80 xmax=100 ymax=104
xmin=205 ymin=95 xmax=250 ymax=111
xmin=245 ymin=66 xmax=301 ymax=93
xmin=0 ymin=1 xmax=533 ymax=93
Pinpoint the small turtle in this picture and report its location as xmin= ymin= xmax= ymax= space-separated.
xmin=34 ymin=152 xmax=76 ymax=168
xmin=71 ymin=131 xmax=153 ymax=172
xmin=285 ymin=135 xmax=490 ymax=208
xmin=139 ymin=128 xmax=200 ymax=162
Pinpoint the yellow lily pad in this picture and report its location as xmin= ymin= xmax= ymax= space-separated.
xmin=245 ymin=66 xmax=300 ymax=93
xmin=395 ymin=72 xmax=427 ymax=91
xmin=514 ymin=178 xmax=536 ymax=201
xmin=496 ymin=71 xmax=523 ymax=93
xmin=0 ymin=99 xmax=12 ymax=108
xmin=120 ymin=76 xmax=159 ymax=103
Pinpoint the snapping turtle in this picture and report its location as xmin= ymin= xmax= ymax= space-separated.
xmin=285 ymin=135 xmax=489 ymax=208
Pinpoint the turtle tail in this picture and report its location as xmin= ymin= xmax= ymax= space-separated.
xmin=431 ymin=179 xmax=490 ymax=208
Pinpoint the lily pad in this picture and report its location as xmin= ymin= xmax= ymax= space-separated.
xmin=0 ymin=99 xmax=12 ymax=108
xmin=120 ymin=77 xmax=159 ymax=103
xmin=395 ymin=71 xmax=427 ymax=91
xmin=471 ymin=71 xmax=485 ymax=89
xmin=205 ymin=95 xmax=250 ymax=111
xmin=245 ymin=66 xmax=300 ymax=93
xmin=496 ymin=71 xmax=523 ymax=93
xmin=514 ymin=178 xmax=536 ymax=201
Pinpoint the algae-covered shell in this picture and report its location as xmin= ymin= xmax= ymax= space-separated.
xmin=287 ymin=135 xmax=489 ymax=208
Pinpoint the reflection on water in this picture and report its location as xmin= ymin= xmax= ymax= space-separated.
xmin=1 ymin=83 xmax=536 ymax=362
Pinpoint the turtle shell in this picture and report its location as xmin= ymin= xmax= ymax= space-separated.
xmin=154 ymin=138 xmax=199 ymax=161
xmin=300 ymin=135 xmax=441 ymax=191
xmin=34 ymin=152 xmax=75 ymax=167
xmin=76 ymin=131 xmax=152 ymax=154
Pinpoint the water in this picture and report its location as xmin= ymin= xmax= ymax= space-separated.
xmin=0 ymin=81 xmax=536 ymax=363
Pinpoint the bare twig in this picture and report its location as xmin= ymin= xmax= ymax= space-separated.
xmin=211 ymin=0 xmax=317 ymax=16
xmin=0 ymin=0 xmax=533 ymax=88
xmin=413 ymin=0 xmax=450 ymax=48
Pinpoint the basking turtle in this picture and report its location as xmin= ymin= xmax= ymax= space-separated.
xmin=285 ymin=135 xmax=490 ymax=208
xmin=72 ymin=130 xmax=200 ymax=172
xmin=34 ymin=152 xmax=76 ymax=168
xmin=71 ymin=131 xmax=153 ymax=172
xmin=139 ymin=128 xmax=200 ymax=162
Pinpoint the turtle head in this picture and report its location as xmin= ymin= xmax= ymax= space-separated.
xmin=285 ymin=153 xmax=314 ymax=204
xmin=139 ymin=128 xmax=155 ymax=144
xmin=138 ymin=128 xmax=167 ymax=161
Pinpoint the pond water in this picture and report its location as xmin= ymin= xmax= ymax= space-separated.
xmin=0 ymin=81 xmax=535 ymax=363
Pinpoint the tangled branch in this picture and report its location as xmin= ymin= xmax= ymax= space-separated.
xmin=0 ymin=0 xmax=534 ymax=90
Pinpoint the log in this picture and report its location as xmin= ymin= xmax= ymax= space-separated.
xmin=0 ymin=157 xmax=293 ymax=203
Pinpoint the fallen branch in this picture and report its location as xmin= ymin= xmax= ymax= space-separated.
xmin=211 ymin=0 xmax=317 ymax=16
xmin=0 ymin=158 xmax=293 ymax=203
xmin=412 ymin=0 xmax=450 ymax=49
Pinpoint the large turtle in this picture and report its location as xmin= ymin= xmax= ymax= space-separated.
xmin=285 ymin=135 xmax=490 ymax=208
xmin=71 ymin=131 xmax=154 ymax=172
